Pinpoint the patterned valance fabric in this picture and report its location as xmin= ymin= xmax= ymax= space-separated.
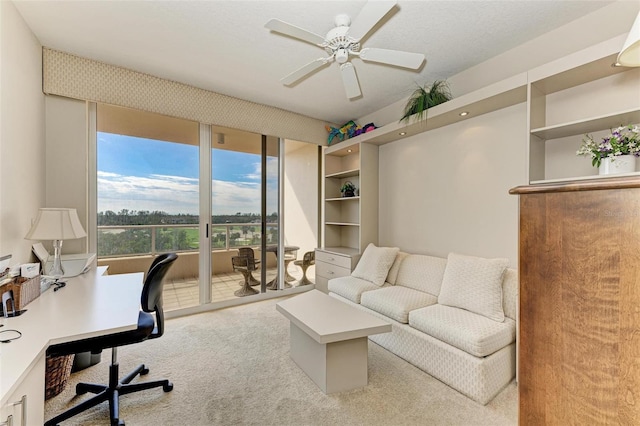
xmin=42 ymin=48 xmax=327 ymax=145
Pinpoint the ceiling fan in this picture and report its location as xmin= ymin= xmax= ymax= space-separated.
xmin=265 ymin=1 xmax=425 ymax=99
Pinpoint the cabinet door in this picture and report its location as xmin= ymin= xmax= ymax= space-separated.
xmin=519 ymin=187 xmax=640 ymax=424
xmin=1 ymin=354 xmax=45 ymax=426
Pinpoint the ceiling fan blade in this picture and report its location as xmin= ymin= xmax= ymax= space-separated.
xmin=265 ymin=19 xmax=326 ymax=46
xmin=359 ymin=48 xmax=425 ymax=69
xmin=347 ymin=1 xmax=396 ymax=42
xmin=340 ymin=62 xmax=361 ymax=99
xmin=281 ymin=58 xmax=331 ymax=86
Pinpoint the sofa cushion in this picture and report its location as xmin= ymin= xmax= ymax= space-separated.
xmin=437 ymin=253 xmax=508 ymax=322
xmin=351 ymin=243 xmax=399 ymax=286
xmin=360 ymin=286 xmax=437 ymax=324
xmin=328 ymin=275 xmax=382 ymax=304
xmin=385 ymin=251 xmax=409 ymax=285
xmin=395 ymin=254 xmax=447 ymax=296
xmin=409 ymin=304 xmax=516 ymax=357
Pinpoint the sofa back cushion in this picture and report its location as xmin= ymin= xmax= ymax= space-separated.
xmin=502 ymin=268 xmax=517 ymax=321
xmin=437 ymin=253 xmax=509 ymax=322
xmin=395 ymin=254 xmax=447 ymax=296
xmin=385 ymin=251 xmax=409 ymax=285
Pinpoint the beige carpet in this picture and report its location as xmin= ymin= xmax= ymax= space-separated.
xmin=45 ymin=296 xmax=517 ymax=425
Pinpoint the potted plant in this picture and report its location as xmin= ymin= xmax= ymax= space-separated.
xmin=576 ymin=124 xmax=640 ymax=175
xmin=400 ymin=80 xmax=452 ymax=123
xmin=340 ymin=181 xmax=356 ymax=197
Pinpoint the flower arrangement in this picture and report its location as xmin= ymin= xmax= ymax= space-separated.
xmin=576 ymin=124 xmax=640 ymax=167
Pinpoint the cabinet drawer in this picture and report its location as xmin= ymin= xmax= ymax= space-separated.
xmin=315 ymin=250 xmax=352 ymax=269
xmin=316 ymin=260 xmax=351 ymax=280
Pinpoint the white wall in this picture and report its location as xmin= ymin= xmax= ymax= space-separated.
xmin=0 ymin=1 xmax=45 ymax=265
xmin=379 ymin=103 xmax=527 ymax=266
xmin=45 ymin=95 xmax=89 ymax=254
xmin=284 ymin=141 xmax=319 ymax=257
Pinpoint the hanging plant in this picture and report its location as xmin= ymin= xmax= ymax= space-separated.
xmin=400 ymin=80 xmax=452 ymax=123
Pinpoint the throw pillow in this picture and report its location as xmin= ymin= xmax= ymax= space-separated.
xmin=437 ymin=252 xmax=508 ymax=322
xmin=386 ymin=251 xmax=409 ymax=285
xmin=351 ymin=243 xmax=400 ymax=287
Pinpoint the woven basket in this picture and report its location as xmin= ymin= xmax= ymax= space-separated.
xmin=45 ymin=354 xmax=75 ymax=400
xmin=0 ymin=275 xmax=41 ymax=310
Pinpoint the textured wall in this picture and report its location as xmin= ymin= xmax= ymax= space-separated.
xmin=43 ymin=49 xmax=328 ymax=145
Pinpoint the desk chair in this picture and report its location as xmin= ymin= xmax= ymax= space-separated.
xmin=237 ymin=247 xmax=260 ymax=286
xmin=294 ymin=251 xmax=315 ymax=286
xmin=44 ymin=253 xmax=178 ymax=426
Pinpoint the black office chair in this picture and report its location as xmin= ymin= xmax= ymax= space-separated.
xmin=44 ymin=252 xmax=178 ymax=426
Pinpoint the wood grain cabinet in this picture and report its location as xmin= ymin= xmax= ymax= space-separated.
xmin=510 ymin=177 xmax=640 ymax=425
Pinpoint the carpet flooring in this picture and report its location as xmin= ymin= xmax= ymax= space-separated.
xmin=45 ymin=296 xmax=517 ymax=425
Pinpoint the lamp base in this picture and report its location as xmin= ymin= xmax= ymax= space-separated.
xmin=50 ymin=239 xmax=65 ymax=278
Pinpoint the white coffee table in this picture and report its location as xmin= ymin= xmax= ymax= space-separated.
xmin=276 ymin=290 xmax=391 ymax=394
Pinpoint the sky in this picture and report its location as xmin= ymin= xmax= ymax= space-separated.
xmin=97 ymin=133 xmax=278 ymax=215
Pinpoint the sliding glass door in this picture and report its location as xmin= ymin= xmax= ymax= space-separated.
xmin=94 ymin=103 xmax=319 ymax=313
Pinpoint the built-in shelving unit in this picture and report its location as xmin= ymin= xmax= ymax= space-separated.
xmin=527 ymin=34 xmax=640 ymax=184
xmin=327 ymin=72 xmax=527 ymax=149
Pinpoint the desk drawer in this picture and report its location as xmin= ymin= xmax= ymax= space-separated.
xmin=315 ymin=251 xmax=352 ymax=269
xmin=316 ymin=260 xmax=351 ymax=280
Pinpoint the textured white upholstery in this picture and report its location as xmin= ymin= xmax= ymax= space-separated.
xmin=394 ymin=255 xmax=447 ymax=296
xmin=327 ymin=252 xmax=518 ymax=405
xmin=408 ymin=304 xmax=516 ymax=357
xmin=360 ymin=286 xmax=437 ymax=324
xmin=327 ymin=275 xmax=384 ymax=304
xmin=351 ymin=244 xmax=399 ymax=286
xmin=330 ymin=293 xmax=516 ymax=405
xmin=385 ymin=251 xmax=409 ymax=285
xmin=438 ymin=253 xmax=508 ymax=322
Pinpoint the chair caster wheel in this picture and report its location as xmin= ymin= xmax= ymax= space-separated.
xmin=140 ymin=367 xmax=150 ymax=375
xmin=163 ymin=382 xmax=174 ymax=392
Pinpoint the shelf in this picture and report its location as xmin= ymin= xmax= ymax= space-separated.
xmin=528 ymin=35 xmax=627 ymax=95
xmin=325 ymin=169 xmax=359 ymax=179
xmin=530 ymin=171 xmax=640 ymax=185
xmin=531 ymin=108 xmax=640 ymax=140
xmin=318 ymin=246 xmax=361 ymax=257
xmin=325 ymin=222 xmax=360 ymax=226
xmin=325 ymin=196 xmax=360 ymax=201
xmin=325 ymin=72 xmax=527 ymax=152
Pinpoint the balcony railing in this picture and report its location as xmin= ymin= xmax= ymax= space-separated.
xmin=97 ymin=223 xmax=278 ymax=258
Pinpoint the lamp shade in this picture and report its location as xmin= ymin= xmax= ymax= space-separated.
xmin=618 ymin=11 xmax=640 ymax=67
xmin=25 ymin=208 xmax=87 ymax=240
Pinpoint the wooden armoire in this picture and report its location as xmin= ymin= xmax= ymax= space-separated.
xmin=510 ymin=177 xmax=640 ymax=425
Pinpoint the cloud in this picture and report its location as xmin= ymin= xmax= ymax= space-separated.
xmin=98 ymin=171 xmax=276 ymax=215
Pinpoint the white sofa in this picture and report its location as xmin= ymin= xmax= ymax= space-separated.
xmin=328 ymin=249 xmax=517 ymax=405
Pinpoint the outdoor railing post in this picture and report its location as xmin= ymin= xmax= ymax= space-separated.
xmin=151 ymin=226 xmax=156 ymax=255
xmin=226 ymin=225 xmax=230 ymax=251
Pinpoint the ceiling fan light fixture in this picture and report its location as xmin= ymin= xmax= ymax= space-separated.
xmin=336 ymin=49 xmax=349 ymax=64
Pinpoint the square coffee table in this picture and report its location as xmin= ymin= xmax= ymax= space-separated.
xmin=276 ymin=290 xmax=391 ymax=394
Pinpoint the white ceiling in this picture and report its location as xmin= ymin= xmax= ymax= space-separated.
xmin=14 ymin=0 xmax=612 ymax=124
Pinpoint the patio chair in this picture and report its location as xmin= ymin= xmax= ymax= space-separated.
xmin=294 ymin=251 xmax=315 ymax=286
xmin=232 ymin=256 xmax=259 ymax=297
xmin=237 ymin=247 xmax=260 ymax=286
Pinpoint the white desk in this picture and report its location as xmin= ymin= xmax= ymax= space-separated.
xmin=0 ymin=267 xmax=143 ymax=425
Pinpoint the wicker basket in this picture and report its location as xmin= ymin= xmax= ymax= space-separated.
xmin=0 ymin=275 xmax=41 ymax=311
xmin=45 ymin=354 xmax=75 ymax=400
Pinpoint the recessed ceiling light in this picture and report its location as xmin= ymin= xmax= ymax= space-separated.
xmin=347 ymin=149 xmax=352 ymax=153
xmin=399 ymin=132 xmax=407 ymax=136
xmin=459 ymin=111 xmax=469 ymax=117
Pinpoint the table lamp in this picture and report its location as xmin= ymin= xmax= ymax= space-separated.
xmin=25 ymin=208 xmax=87 ymax=279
